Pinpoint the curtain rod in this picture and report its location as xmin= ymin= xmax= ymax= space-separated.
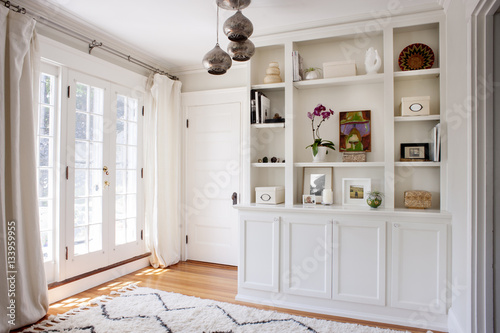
xmin=1 ymin=0 xmax=179 ymax=81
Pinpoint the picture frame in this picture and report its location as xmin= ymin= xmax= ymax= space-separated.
xmin=302 ymin=194 xmax=316 ymax=206
xmin=400 ymin=143 xmax=430 ymax=161
xmin=303 ymin=167 xmax=333 ymax=203
xmin=342 ymin=178 xmax=371 ymax=206
xmin=339 ymin=110 xmax=371 ymax=152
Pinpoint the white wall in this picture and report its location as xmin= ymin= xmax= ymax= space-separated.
xmin=177 ymin=65 xmax=247 ymax=92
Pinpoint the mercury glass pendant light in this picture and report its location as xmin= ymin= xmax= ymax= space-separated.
xmin=202 ymin=5 xmax=232 ymax=75
xmin=227 ymin=39 xmax=255 ymax=61
xmin=223 ymin=10 xmax=253 ymax=41
xmin=216 ymin=0 xmax=251 ymax=10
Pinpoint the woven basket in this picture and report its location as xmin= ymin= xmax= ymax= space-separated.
xmin=404 ymin=190 xmax=432 ymax=209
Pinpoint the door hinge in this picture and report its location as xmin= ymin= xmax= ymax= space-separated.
xmin=186 ymin=119 xmax=189 ymax=128
xmin=186 ymin=235 xmax=188 ymax=244
xmin=141 ymin=230 xmax=144 ymax=240
xmin=142 ymin=106 xmax=144 ymax=116
xmin=67 ymin=86 xmax=70 ymax=98
xmin=66 ymin=166 xmax=69 ymax=180
xmin=141 ymin=168 xmax=144 ymax=178
xmin=65 ymin=246 xmax=68 ymax=260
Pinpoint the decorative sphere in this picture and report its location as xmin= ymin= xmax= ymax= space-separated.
xmin=223 ymin=10 xmax=253 ymax=41
xmin=227 ymin=39 xmax=255 ymax=62
xmin=202 ymin=44 xmax=232 ymax=75
xmin=367 ymin=195 xmax=382 ymax=208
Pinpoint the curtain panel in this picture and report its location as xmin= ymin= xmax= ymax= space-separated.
xmin=0 ymin=6 xmax=48 ymax=331
xmin=144 ymin=73 xmax=183 ymax=268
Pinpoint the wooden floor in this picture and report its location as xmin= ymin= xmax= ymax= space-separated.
xmin=21 ymin=261 xmax=445 ymax=332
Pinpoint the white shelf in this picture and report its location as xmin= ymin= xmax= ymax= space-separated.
xmin=294 ymin=162 xmax=385 ymax=168
xmin=395 ymin=161 xmax=441 ymax=167
xmin=394 ymin=115 xmax=440 ymax=122
xmin=252 ymin=163 xmax=286 ymax=168
xmin=252 ymin=122 xmax=285 ymax=129
xmin=251 ymin=82 xmax=285 ymax=91
xmin=394 ymin=68 xmax=440 ymax=81
xmin=293 ymin=73 xmax=384 ymax=89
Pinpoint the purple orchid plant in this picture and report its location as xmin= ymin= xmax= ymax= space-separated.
xmin=305 ymin=104 xmax=336 ymax=156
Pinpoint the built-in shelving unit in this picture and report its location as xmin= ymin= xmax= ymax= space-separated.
xmin=244 ymin=14 xmax=446 ymax=211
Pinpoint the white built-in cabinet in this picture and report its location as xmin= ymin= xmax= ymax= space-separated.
xmin=236 ymin=10 xmax=451 ymax=331
xmin=236 ymin=208 xmax=451 ymax=331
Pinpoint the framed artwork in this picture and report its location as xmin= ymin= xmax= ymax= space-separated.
xmin=303 ymin=167 xmax=333 ymax=203
xmin=339 ymin=110 xmax=371 ymax=152
xmin=400 ymin=143 xmax=430 ymax=161
xmin=342 ymin=178 xmax=371 ymax=206
xmin=302 ymin=194 xmax=316 ymax=206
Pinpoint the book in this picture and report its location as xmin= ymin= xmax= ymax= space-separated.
xmin=260 ymin=94 xmax=271 ymax=121
xmin=292 ymin=51 xmax=304 ymax=82
xmin=432 ymin=123 xmax=441 ymax=162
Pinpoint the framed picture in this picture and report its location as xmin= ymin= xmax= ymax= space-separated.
xmin=400 ymin=143 xmax=430 ymax=161
xmin=302 ymin=194 xmax=316 ymax=206
xmin=342 ymin=178 xmax=371 ymax=206
xmin=303 ymin=167 xmax=333 ymax=203
xmin=339 ymin=110 xmax=371 ymax=152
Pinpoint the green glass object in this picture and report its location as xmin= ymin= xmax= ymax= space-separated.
xmin=366 ymin=192 xmax=383 ymax=208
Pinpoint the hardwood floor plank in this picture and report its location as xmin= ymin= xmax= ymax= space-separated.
xmin=14 ymin=261 xmax=445 ymax=333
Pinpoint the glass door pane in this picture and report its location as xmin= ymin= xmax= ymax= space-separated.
xmin=74 ymin=82 xmax=105 ymax=256
xmin=115 ymin=94 xmax=138 ymax=246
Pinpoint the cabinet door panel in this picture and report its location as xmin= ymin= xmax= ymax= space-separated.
xmin=391 ymin=222 xmax=447 ymax=313
xmin=333 ymin=220 xmax=386 ymax=305
xmin=283 ymin=219 xmax=332 ymax=299
xmin=240 ymin=216 xmax=279 ymax=291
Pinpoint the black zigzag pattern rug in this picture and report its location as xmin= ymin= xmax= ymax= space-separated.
xmin=22 ymin=286 xmax=411 ymax=333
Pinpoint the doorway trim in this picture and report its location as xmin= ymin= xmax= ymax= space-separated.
xmin=470 ymin=0 xmax=500 ymax=332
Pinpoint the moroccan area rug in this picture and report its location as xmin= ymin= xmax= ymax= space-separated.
xmin=23 ymin=285 xmax=419 ymax=333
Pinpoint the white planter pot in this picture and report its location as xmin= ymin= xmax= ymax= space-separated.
xmin=312 ymin=146 xmax=327 ymax=162
xmin=305 ymin=70 xmax=320 ymax=80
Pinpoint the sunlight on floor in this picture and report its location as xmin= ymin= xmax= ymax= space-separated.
xmin=135 ymin=268 xmax=168 ymax=276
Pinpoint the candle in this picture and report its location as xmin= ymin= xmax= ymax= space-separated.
xmin=322 ymin=189 xmax=333 ymax=205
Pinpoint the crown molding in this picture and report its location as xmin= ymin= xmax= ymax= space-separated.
xmin=15 ymin=0 xmax=176 ymax=74
xmin=436 ymin=0 xmax=452 ymax=13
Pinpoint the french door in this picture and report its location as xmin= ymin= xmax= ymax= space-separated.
xmin=65 ymin=70 xmax=143 ymax=278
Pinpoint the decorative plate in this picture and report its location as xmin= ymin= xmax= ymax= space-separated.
xmin=398 ymin=43 xmax=435 ymax=71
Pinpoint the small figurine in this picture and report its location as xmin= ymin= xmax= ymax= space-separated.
xmin=258 ymin=158 xmax=263 ymax=163
xmin=263 ymin=156 xmax=269 ymax=163
xmin=271 ymin=157 xmax=277 ymax=163
xmin=365 ymin=47 xmax=382 ymax=75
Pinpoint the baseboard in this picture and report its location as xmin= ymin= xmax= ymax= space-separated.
xmin=447 ymin=308 xmax=465 ymax=333
xmin=48 ymin=257 xmax=150 ymax=303
xmin=236 ymin=293 xmax=448 ymax=332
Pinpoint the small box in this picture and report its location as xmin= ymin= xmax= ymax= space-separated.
xmin=323 ymin=60 xmax=356 ymax=78
xmin=256 ymin=186 xmax=285 ymax=204
xmin=401 ymin=96 xmax=430 ymax=116
xmin=342 ymin=152 xmax=366 ymax=162
xmin=404 ymin=190 xmax=432 ymax=209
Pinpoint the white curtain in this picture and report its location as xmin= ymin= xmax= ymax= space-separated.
xmin=0 ymin=7 xmax=48 ymax=332
xmin=144 ymin=73 xmax=183 ymax=268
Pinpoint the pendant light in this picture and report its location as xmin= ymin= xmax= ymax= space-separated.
xmin=202 ymin=5 xmax=232 ymax=75
xmin=223 ymin=10 xmax=253 ymax=41
xmin=227 ymin=39 xmax=255 ymax=61
xmin=216 ymin=0 xmax=251 ymax=10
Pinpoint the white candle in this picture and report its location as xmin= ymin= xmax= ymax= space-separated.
xmin=322 ymin=189 xmax=333 ymax=205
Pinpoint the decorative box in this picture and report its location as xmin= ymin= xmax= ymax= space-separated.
xmin=404 ymin=190 xmax=432 ymax=209
xmin=323 ymin=60 xmax=356 ymax=78
xmin=401 ymin=96 xmax=430 ymax=116
xmin=342 ymin=152 xmax=366 ymax=162
xmin=256 ymin=186 xmax=285 ymax=204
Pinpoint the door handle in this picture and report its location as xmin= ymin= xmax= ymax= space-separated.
xmin=231 ymin=192 xmax=237 ymax=205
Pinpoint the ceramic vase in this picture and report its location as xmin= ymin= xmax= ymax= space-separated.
xmin=312 ymin=146 xmax=327 ymax=162
xmin=366 ymin=193 xmax=383 ymax=208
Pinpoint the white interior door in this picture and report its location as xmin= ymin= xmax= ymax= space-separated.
xmin=184 ymin=90 xmax=244 ymax=266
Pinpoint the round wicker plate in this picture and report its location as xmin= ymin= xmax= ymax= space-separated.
xmin=398 ymin=43 xmax=435 ymax=71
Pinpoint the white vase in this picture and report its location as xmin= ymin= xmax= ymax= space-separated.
xmin=305 ymin=70 xmax=320 ymax=80
xmin=312 ymin=146 xmax=327 ymax=162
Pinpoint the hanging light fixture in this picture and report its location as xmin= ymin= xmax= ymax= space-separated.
xmin=227 ymin=39 xmax=255 ymax=61
xmin=223 ymin=10 xmax=253 ymax=41
xmin=202 ymin=5 xmax=232 ymax=75
xmin=216 ymin=0 xmax=251 ymax=10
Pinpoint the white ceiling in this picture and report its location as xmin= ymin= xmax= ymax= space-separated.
xmin=41 ymin=0 xmax=441 ymax=71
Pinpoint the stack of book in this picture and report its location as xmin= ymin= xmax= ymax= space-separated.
xmin=292 ymin=51 xmax=304 ymax=82
xmin=250 ymin=90 xmax=271 ymax=124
